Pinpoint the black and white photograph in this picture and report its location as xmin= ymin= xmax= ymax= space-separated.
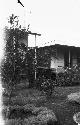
xmin=1 ymin=0 xmax=80 ymax=125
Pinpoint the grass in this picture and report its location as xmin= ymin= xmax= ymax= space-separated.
xmin=3 ymin=85 xmax=80 ymax=125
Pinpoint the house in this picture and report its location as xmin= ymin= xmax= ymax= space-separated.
xmin=18 ymin=30 xmax=80 ymax=73
xmin=36 ymin=44 xmax=80 ymax=73
xmin=18 ymin=34 xmax=80 ymax=84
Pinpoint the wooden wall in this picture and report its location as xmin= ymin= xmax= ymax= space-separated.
xmin=50 ymin=46 xmax=64 ymax=73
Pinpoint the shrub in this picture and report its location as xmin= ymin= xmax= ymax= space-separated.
xmin=4 ymin=106 xmax=57 ymax=125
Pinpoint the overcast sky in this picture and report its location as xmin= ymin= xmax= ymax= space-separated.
xmin=1 ymin=0 xmax=80 ymax=48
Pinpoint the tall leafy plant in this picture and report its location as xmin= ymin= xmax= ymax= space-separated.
xmin=1 ymin=14 xmax=28 ymax=97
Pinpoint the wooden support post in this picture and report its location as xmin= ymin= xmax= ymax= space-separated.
xmin=69 ymin=49 xmax=71 ymax=68
xmin=35 ymin=34 xmax=37 ymax=81
xmin=27 ymin=31 xmax=41 ymax=86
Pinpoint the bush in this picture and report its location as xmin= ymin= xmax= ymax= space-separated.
xmin=5 ymin=118 xmax=23 ymax=125
xmin=4 ymin=106 xmax=57 ymax=125
xmin=56 ymin=65 xmax=80 ymax=86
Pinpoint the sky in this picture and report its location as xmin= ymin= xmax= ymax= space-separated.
xmin=1 ymin=0 xmax=80 ymax=48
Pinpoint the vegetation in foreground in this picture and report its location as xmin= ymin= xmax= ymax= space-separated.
xmin=2 ymin=86 xmax=80 ymax=125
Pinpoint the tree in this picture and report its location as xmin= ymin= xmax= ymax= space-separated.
xmin=1 ymin=14 xmax=28 ymax=97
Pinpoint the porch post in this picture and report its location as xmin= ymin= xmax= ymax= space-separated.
xmin=69 ymin=49 xmax=71 ymax=68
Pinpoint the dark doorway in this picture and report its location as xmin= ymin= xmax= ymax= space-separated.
xmin=64 ymin=48 xmax=69 ymax=67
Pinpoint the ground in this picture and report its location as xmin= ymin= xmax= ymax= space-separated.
xmin=3 ymin=85 xmax=80 ymax=125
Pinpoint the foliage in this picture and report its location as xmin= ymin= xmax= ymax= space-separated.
xmin=3 ymin=88 xmax=46 ymax=106
xmin=36 ymin=65 xmax=80 ymax=92
xmin=4 ymin=105 xmax=57 ymax=125
xmin=1 ymin=28 xmax=28 ymax=88
xmin=56 ymin=65 xmax=80 ymax=86
xmin=0 ymin=14 xmax=30 ymax=111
